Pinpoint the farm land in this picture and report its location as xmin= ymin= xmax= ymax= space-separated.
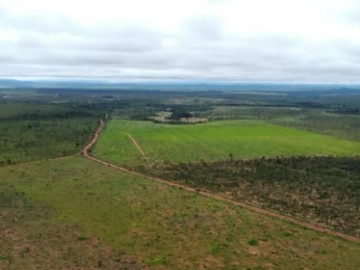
xmin=94 ymin=119 xmax=360 ymax=166
xmin=1 ymin=86 xmax=360 ymax=269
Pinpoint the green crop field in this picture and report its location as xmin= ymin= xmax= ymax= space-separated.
xmin=1 ymin=157 xmax=359 ymax=269
xmin=94 ymin=119 xmax=360 ymax=166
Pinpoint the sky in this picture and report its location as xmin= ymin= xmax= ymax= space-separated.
xmin=0 ymin=0 xmax=359 ymax=82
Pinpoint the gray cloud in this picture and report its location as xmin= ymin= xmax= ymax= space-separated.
xmin=0 ymin=0 xmax=360 ymax=82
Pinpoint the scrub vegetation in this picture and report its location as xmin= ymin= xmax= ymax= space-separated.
xmin=1 ymin=157 xmax=359 ymax=269
xmin=0 ymin=103 xmax=101 ymax=165
xmin=137 ymin=156 xmax=360 ymax=237
xmin=1 ymin=86 xmax=360 ymax=269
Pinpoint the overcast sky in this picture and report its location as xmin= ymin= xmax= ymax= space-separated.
xmin=0 ymin=0 xmax=360 ymax=82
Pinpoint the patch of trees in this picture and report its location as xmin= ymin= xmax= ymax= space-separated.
xmin=327 ymin=108 xmax=360 ymax=115
xmin=170 ymin=110 xmax=192 ymax=120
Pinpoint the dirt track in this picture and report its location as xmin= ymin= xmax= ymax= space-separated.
xmin=82 ymin=117 xmax=360 ymax=244
xmin=126 ymin=133 xmax=148 ymax=160
xmin=82 ymin=118 xmax=106 ymax=157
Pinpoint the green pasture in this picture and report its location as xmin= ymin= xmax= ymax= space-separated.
xmin=1 ymin=157 xmax=359 ymax=269
xmin=94 ymin=119 xmax=360 ymax=166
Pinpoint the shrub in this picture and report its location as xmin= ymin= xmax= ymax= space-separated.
xmin=248 ymin=239 xmax=258 ymax=246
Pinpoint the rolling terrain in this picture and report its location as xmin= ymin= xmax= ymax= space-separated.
xmin=93 ymin=117 xmax=360 ymax=240
xmin=1 ymin=88 xmax=360 ymax=269
xmin=1 ymin=157 xmax=360 ymax=269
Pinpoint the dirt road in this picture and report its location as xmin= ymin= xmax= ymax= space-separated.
xmin=82 ymin=117 xmax=360 ymax=244
xmin=82 ymin=118 xmax=106 ymax=157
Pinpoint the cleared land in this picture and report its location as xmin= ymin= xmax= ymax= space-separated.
xmin=1 ymin=157 xmax=360 ymax=269
xmin=94 ymin=119 xmax=360 ymax=166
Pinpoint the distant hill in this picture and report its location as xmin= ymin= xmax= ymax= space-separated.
xmin=0 ymin=78 xmax=360 ymax=93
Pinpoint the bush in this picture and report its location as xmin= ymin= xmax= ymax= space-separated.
xmin=248 ymin=239 xmax=258 ymax=246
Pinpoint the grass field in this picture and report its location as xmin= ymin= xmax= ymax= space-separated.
xmin=271 ymin=111 xmax=360 ymax=142
xmin=94 ymin=119 xmax=360 ymax=166
xmin=1 ymin=157 xmax=360 ymax=269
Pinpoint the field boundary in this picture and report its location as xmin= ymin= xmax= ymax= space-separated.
xmin=83 ymin=117 xmax=360 ymax=244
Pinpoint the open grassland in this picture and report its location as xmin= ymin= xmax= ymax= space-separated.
xmin=203 ymin=105 xmax=360 ymax=142
xmin=1 ymin=157 xmax=360 ymax=269
xmin=271 ymin=111 xmax=360 ymax=142
xmin=0 ymin=188 xmax=144 ymax=270
xmin=94 ymin=119 xmax=360 ymax=166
